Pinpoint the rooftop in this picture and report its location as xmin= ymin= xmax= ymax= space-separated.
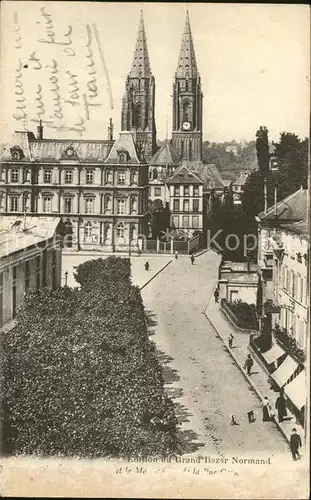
xmin=258 ymin=188 xmax=308 ymax=224
xmin=150 ymin=140 xmax=180 ymax=166
xmin=0 ymin=215 xmax=60 ymax=259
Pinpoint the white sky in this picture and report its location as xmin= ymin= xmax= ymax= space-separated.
xmin=0 ymin=1 xmax=309 ymax=143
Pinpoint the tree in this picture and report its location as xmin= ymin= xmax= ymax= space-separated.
xmin=256 ymin=126 xmax=270 ymax=176
xmin=242 ymin=131 xmax=308 ymax=217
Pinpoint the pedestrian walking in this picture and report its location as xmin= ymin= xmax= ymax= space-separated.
xmin=144 ymin=261 xmax=149 ymax=271
xmin=190 ymin=254 xmax=195 ymax=265
xmin=228 ymin=333 xmax=234 ymax=348
xmin=262 ymin=396 xmax=272 ymax=422
xmin=214 ymin=288 xmax=219 ymax=303
xmin=275 ymin=389 xmax=287 ymax=423
xmin=289 ymin=428 xmax=302 ymax=460
xmin=175 ymin=250 xmax=178 ymax=260
xmin=230 ymin=415 xmax=239 ymax=426
xmin=243 ymin=354 xmax=254 ymax=375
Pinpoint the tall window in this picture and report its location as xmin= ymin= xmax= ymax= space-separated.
xmin=117 ymin=171 xmax=126 ymax=185
xmin=133 ymin=103 xmax=142 ymax=128
xmin=193 ymin=186 xmax=199 ymax=197
xmin=192 ymin=216 xmax=199 ymax=228
xmin=43 ymin=196 xmax=52 ymax=213
xmin=182 ymin=215 xmax=189 ymax=228
xmin=183 ymin=199 xmax=189 ymax=212
xmin=184 ymin=186 xmax=190 ymax=197
xmin=193 ymin=199 xmax=199 ymax=212
xmin=84 ymin=222 xmax=92 ymax=240
xmin=85 ymin=197 xmax=94 ymax=214
xmin=44 ymin=169 xmax=52 ymax=183
xmin=173 ymin=199 xmax=180 ymax=212
xmin=183 ymin=100 xmax=190 ymax=121
xmin=10 ymin=195 xmax=19 ymax=212
xmin=25 ymin=260 xmax=30 ymax=290
xmin=11 ymin=169 xmax=19 ymax=182
xmin=117 ymin=222 xmax=125 ymax=239
xmin=65 ymin=170 xmax=73 ymax=184
xmin=181 ymin=140 xmax=184 ymax=158
xmin=12 ymin=266 xmax=17 ymax=318
xmin=117 ymin=199 xmax=125 ymax=215
xmin=174 ymin=186 xmax=180 ymax=196
xmin=291 ymin=270 xmax=295 ymax=297
xmin=0 ymin=272 xmax=3 ymax=327
xmin=86 ymin=170 xmax=94 ymax=184
xmin=64 ymin=197 xmax=72 ymax=213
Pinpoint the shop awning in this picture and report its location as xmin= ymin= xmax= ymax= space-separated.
xmin=262 ymin=344 xmax=285 ymax=364
xmin=271 ymin=356 xmax=299 ymax=387
xmin=285 ymin=370 xmax=307 ymax=410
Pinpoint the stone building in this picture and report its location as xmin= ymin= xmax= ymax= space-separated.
xmin=0 ymin=215 xmax=62 ymax=330
xmin=0 ymin=129 xmax=149 ymax=251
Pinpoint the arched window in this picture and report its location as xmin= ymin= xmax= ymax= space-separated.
xmin=129 ymin=224 xmax=136 ymax=241
xmin=181 ymin=140 xmax=184 ymax=159
xmin=183 ymin=100 xmax=191 ymax=121
xmin=132 ymin=103 xmax=142 ymax=128
xmin=84 ymin=221 xmax=92 ymax=241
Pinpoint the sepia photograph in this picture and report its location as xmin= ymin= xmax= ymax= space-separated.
xmin=0 ymin=1 xmax=309 ymax=498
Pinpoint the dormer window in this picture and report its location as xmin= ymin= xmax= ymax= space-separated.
xmin=10 ymin=146 xmax=24 ymax=161
xmin=117 ymin=148 xmax=129 ymax=163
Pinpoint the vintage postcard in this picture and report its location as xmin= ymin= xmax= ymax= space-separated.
xmin=0 ymin=1 xmax=309 ymax=498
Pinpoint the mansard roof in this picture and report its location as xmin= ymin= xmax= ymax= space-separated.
xmin=258 ymin=188 xmax=308 ymax=224
xmin=105 ymin=131 xmax=141 ymax=164
xmin=129 ymin=10 xmax=152 ymax=78
xmin=167 ymin=164 xmax=203 ymax=185
xmin=150 ymin=140 xmax=180 ymax=166
xmin=0 ymin=131 xmax=36 ymax=161
xmin=176 ymin=10 xmax=198 ymax=78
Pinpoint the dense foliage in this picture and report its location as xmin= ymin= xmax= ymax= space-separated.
xmin=256 ymin=126 xmax=270 ymax=177
xmin=222 ymin=298 xmax=258 ymax=329
xmin=242 ymin=131 xmax=308 ymax=217
xmin=2 ymin=256 xmax=179 ymax=458
xmin=202 ymin=140 xmax=257 ymax=181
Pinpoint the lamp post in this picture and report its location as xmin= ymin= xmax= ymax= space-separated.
xmin=64 ymin=271 xmax=68 ymax=287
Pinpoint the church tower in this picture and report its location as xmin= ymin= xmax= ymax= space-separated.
xmin=172 ymin=11 xmax=203 ymax=163
xmin=121 ymin=11 xmax=157 ymax=159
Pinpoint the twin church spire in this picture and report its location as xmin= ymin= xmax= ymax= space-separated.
xmin=121 ymin=10 xmax=202 ymax=162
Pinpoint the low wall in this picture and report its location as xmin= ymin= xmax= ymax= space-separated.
xmin=221 ymin=299 xmax=258 ymax=332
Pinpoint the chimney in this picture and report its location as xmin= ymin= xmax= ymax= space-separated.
xmin=37 ymin=119 xmax=43 ymax=140
xmin=108 ymin=118 xmax=113 ymax=141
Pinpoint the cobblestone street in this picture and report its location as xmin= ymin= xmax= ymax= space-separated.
xmin=141 ymin=251 xmax=291 ymax=459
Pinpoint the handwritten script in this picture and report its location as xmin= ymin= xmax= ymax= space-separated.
xmin=12 ymin=5 xmax=114 ymax=136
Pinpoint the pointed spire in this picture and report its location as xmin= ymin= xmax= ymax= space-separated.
xmin=130 ymin=10 xmax=152 ymax=78
xmin=176 ymin=9 xmax=198 ymax=78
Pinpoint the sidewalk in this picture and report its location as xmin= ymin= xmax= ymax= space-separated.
xmin=205 ymin=297 xmax=305 ymax=445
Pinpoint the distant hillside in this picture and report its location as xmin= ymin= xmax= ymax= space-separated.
xmin=203 ymin=141 xmax=257 ymax=182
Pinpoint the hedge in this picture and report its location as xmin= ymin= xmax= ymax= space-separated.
xmin=222 ymin=298 xmax=258 ymax=329
xmin=2 ymin=256 xmax=179 ymax=458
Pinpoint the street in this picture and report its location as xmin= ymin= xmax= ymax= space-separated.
xmin=141 ymin=251 xmax=290 ymax=457
xmin=62 ymin=250 xmax=291 ymax=458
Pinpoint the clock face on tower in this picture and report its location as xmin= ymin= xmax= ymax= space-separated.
xmin=182 ymin=121 xmax=191 ymax=131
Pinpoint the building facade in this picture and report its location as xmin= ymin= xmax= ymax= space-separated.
xmin=167 ymin=165 xmax=204 ymax=236
xmin=0 ymin=130 xmax=149 ymax=251
xmin=0 ymin=215 xmax=62 ymax=329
